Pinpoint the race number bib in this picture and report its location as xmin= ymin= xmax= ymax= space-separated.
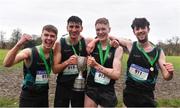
xmin=35 ymin=70 xmax=48 ymax=84
xmin=129 ymin=64 xmax=149 ymax=81
xmin=94 ymin=71 xmax=110 ymax=85
xmin=63 ymin=65 xmax=78 ymax=75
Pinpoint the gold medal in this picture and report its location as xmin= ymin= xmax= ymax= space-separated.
xmin=150 ymin=67 xmax=154 ymax=71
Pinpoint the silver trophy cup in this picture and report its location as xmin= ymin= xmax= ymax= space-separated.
xmin=73 ymin=56 xmax=87 ymax=91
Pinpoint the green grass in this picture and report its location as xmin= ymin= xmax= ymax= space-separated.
xmin=0 ymin=49 xmax=22 ymax=71
xmin=166 ymin=56 xmax=180 ymax=75
xmin=1 ymin=97 xmax=180 ymax=107
xmin=0 ymin=49 xmax=180 ymax=107
xmin=157 ymin=99 xmax=180 ymax=107
xmin=0 ymin=97 xmax=18 ymax=107
xmin=116 ymin=97 xmax=180 ymax=107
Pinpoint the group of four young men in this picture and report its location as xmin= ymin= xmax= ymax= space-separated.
xmin=3 ymin=16 xmax=174 ymax=107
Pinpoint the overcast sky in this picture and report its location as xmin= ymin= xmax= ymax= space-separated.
xmin=0 ymin=0 xmax=179 ymax=43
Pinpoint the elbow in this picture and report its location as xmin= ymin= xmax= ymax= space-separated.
xmin=163 ymin=75 xmax=173 ymax=81
xmin=52 ymin=69 xmax=58 ymax=74
xmin=112 ymin=71 xmax=121 ymax=80
xmin=163 ymin=77 xmax=172 ymax=81
xmin=113 ymin=76 xmax=119 ymax=80
xmin=3 ymin=62 xmax=12 ymax=67
xmin=52 ymin=67 xmax=59 ymax=74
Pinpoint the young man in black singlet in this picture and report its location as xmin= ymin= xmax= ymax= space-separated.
xmin=53 ymin=16 xmax=95 ymax=107
xmin=119 ymin=18 xmax=174 ymax=107
xmin=3 ymin=25 xmax=58 ymax=107
xmin=84 ymin=17 xmax=123 ymax=107
xmin=87 ymin=17 xmax=174 ymax=107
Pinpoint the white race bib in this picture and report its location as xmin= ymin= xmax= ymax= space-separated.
xmin=129 ymin=64 xmax=149 ymax=81
xmin=35 ymin=70 xmax=48 ymax=84
xmin=63 ymin=65 xmax=78 ymax=75
xmin=94 ymin=71 xmax=110 ymax=85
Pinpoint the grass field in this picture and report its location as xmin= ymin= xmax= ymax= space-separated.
xmin=0 ymin=49 xmax=22 ymax=70
xmin=0 ymin=49 xmax=180 ymax=107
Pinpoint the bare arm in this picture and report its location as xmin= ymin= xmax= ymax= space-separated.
xmin=52 ymin=41 xmax=67 ymax=74
xmin=52 ymin=41 xmax=78 ymax=74
xmin=158 ymin=50 xmax=174 ymax=81
xmin=3 ymin=34 xmax=32 ymax=67
xmin=87 ymin=46 xmax=123 ymax=80
xmin=109 ymin=36 xmax=133 ymax=53
xmin=85 ymin=37 xmax=99 ymax=54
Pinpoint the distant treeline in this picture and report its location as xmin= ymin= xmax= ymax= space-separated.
xmin=0 ymin=29 xmax=180 ymax=56
xmin=157 ymin=36 xmax=180 ymax=56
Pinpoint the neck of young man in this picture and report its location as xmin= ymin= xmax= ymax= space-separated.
xmin=69 ymin=35 xmax=80 ymax=45
xmin=139 ymin=41 xmax=154 ymax=52
xmin=40 ymin=45 xmax=51 ymax=54
xmin=100 ymin=37 xmax=109 ymax=49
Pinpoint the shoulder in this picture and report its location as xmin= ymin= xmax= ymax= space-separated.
xmin=82 ymin=36 xmax=94 ymax=45
xmin=19 ymin=47 xmax=32 ymax=60
xmin=115 ymin=46 xmax=123 ymax=53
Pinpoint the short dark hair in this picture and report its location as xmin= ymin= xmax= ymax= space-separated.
xmin=131 ymin=18 xmax=150 ymax=30
xmin=67 ymin=16 xmax=82 ymax=25
xmin=95 ymin=17 xmax=109 ymax=26
xmin=42 ymin=24 xmax=58 ymax=35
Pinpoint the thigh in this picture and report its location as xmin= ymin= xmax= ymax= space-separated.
xmin=85 ymin=84 xmax=99 ymax=105
xmin=84 ymin=94 xmax=98 ymax=107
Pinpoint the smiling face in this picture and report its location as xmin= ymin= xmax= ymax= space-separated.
xmin=41 ymin=30 xmax=57 ymax=49
xmin=131 ymin=18 xmax=150 ymax=43
xmin=133 ymin=26 xmax=149 ymax=43
xmin=66 ymin=16 xmax=83 ymax=40
xmin=95 ymin=23 xmax=110 ymax=41
xmin=67 ymin=22 xmax=83 ymax=39
xmin=95 ymin=18 xmax=111 ymax=41
xmin=41 ymin=25 xmax=58 ymax=50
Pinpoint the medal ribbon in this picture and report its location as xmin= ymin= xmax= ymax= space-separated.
xmin=68 ymin=36 xmax=82 ymax=56
xmin=136 ymin=42 xmax=158 ymax=67
xmin=97 ymin=40 xmax=111 ymax=66
xmin=39 ymin=46 xmax=53 ymax=76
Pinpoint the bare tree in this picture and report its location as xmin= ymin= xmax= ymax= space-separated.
xmin=158 ymin=36 xmax=180 ymax=56
xmin=10 ymin=28 xmax=22 ymax=47
xmin=0 ymin=31 xmax=6 ymax=49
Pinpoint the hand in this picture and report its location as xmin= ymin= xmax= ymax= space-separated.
xmin=66 ymin=55 xmax=78 ymax=65
xmin=17 ymin=33 xmax=32 ymax=46
xmin=163 ymin=63 xmax=174 ymax=75
xmin=86 ymin=38 xmax=99 ymax=54
xmin=87 ymin=56 xmax=97 ymax=67
xmin=110 ymin=39 xmax=119 ymax=48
